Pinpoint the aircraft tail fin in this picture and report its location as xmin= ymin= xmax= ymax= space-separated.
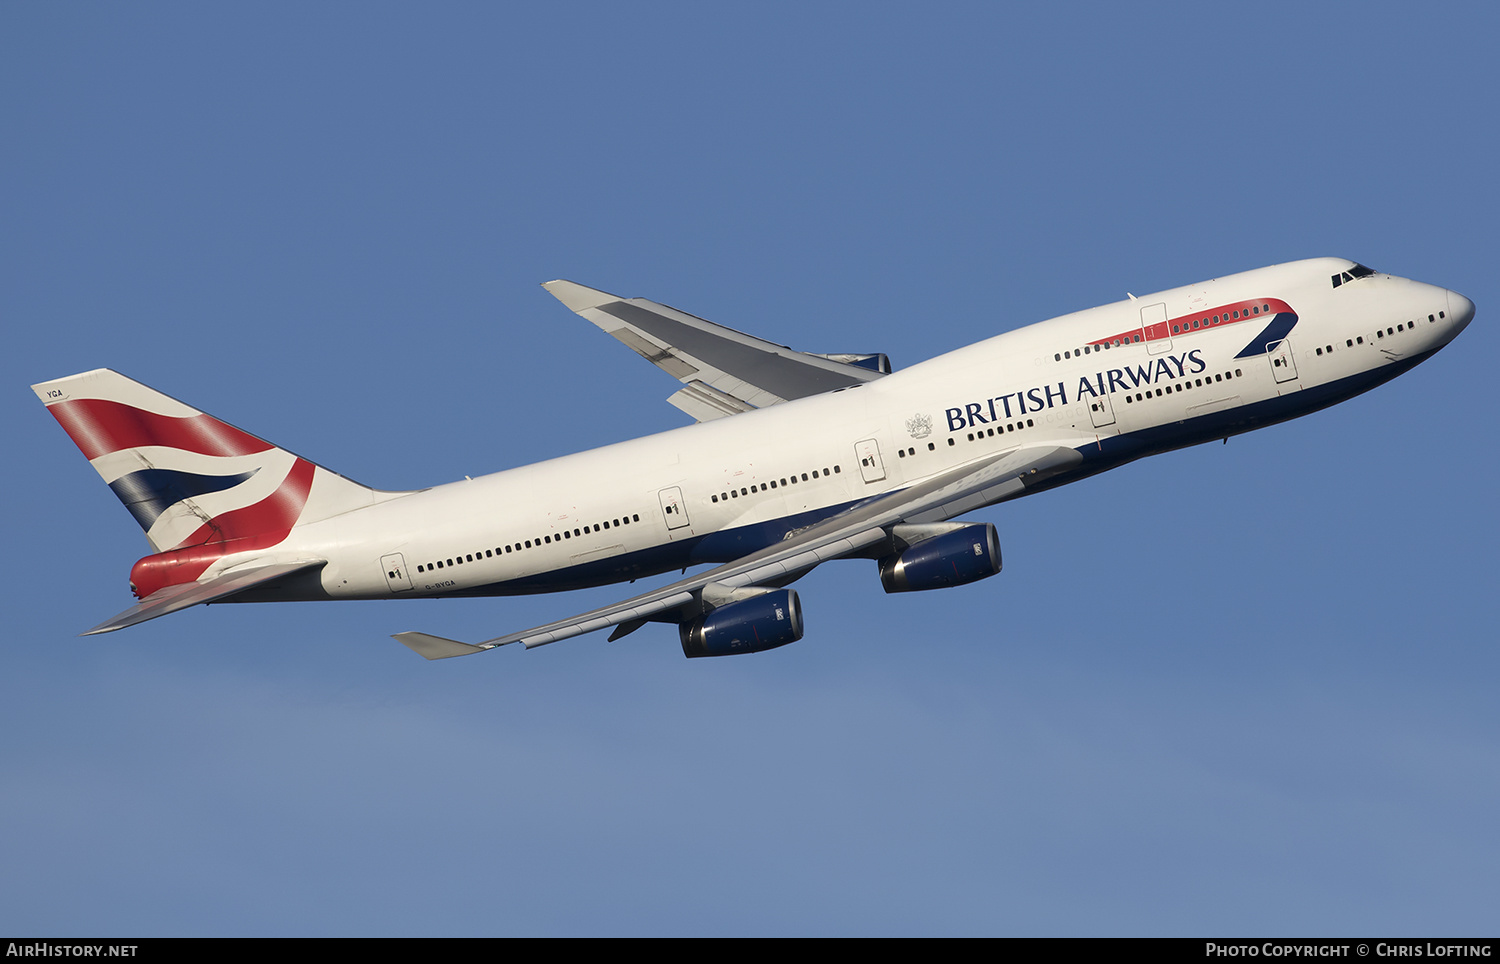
xmin=32 ymin=369 xmax=396 ymax=555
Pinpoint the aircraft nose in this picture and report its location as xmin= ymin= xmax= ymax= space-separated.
xmin=1447 ymin=289 xmax=1475 ymax=333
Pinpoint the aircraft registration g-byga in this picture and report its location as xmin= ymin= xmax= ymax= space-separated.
xmin=33 ymin=258 xmax=1474 ymax=660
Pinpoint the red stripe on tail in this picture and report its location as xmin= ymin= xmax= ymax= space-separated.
xmin=130 ymin=459 xmax=317 ymax=599
xmin=49 ymin=398 xmax=274 ymax=461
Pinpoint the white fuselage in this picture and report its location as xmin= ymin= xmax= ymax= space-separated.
xmin=255 ymin=258 xmax=1470 ymax=603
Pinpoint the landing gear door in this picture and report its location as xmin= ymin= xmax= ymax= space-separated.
xmin=855 ymin=439 xmax=886 ymax=483
xmin=1269 ymin=338 xmax=1299 ymax=384
xmin=381 ymin=552 xmax=414 ymax=593
xmin=658 ymin=486 xmax=692 ymax=530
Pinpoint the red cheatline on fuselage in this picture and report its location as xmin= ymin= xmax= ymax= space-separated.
xmin=1089 ymin=298 xmax=1295 ymax=348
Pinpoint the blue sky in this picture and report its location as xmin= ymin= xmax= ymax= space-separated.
xmin=4 ymin=3 xmax=1497 ymax=936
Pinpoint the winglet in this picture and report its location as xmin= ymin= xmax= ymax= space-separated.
xmin=391 ymin=632 xmax=491 ymax=660
xmin=542 ymin=280 xmax=619 ymax=312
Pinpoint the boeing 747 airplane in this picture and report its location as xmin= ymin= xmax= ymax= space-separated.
xmin=32 ymin=258 xmax=1474 ymax=659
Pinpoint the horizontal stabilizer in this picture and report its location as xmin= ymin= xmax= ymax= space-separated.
xmin=82 ymin=560 xmax=325 ymax=635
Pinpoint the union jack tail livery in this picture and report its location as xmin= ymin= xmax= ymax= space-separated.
xmin=32 ymin=369 xmax=392 ymax=633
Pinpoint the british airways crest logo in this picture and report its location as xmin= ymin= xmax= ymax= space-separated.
xmin=905 ymin=413 xmax=933 ymax=439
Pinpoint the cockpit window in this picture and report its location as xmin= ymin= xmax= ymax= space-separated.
xmin=1332 ymin=263 xmax=1378 ymax=288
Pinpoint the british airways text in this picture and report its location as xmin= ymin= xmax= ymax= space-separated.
xmin=944 ymin=349 xmax=1208 ymax=432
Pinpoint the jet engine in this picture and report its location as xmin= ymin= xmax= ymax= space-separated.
xmin=878 ymin=523 xmax=1002 ymax=593
xmin=679 ymin=589 xmax=804 ymax=658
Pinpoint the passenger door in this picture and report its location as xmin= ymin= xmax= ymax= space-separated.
xmin=855 ymin=439 xmax=886 ymax=483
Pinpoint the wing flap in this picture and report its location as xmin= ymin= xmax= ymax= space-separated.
xmin=82 ymin=560 xmax=326 ymax=635
xmin=665 ymin=381 xmax=758 ymax=422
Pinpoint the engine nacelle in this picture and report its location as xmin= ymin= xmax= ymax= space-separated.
xmin=878 ymin=523 xmax=1002 ymax=593
xmin=679 ymin=589 xmax=805 ymax=658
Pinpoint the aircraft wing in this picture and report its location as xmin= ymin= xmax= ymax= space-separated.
xmin=392 ymin=443 xmax=1083 ymax=659
xmin=542 ymin=280 xmax=888 ymax=422
xmin=81 ymin=560 xmax=325 ymax=636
